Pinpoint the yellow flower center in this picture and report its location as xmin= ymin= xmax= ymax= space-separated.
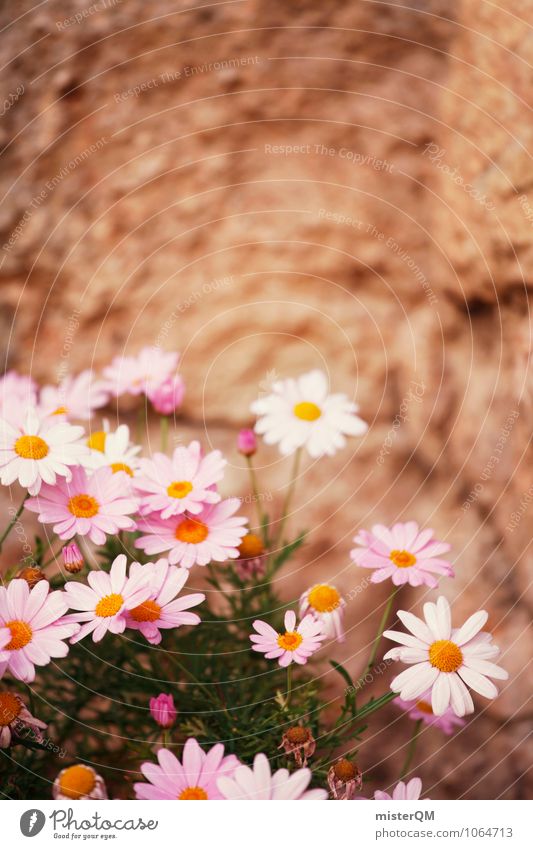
xmin=167 ymin=480 xmax=193 ymax=499
xmin=94 ymin=593 xmax=123 ymax=618
xmin=293 ymin=401 xmax=321 ymax=421
xmin=111 ymin=462 xmax=133 ymax=476
xmin=5 ymin=620 xmax=33 ymax=651
xmin=178 ymin=786 xmax=208 ymax=800
xmin=333 ymin=758 xmax=357 ymax=782
xmin=0 ymin=692 xmax=22 ymax=726
xmin=68 ymin=494 xmax=100 ymax=518
xmin=128 ymin=599 xmax=161 ymax=623
xmin=307 ymin=584 xmax=340 ymax=613
xmin=59 ymin=765 xmax=96 ymax=800
xmin=277 ymin=631 xmax=303 ymax=651
xmin=14 ymin=435 xmax=49 ymax=460
xmin=175 ymin=518 xmax=209 ymax=544
xmin=238 ymin=533 xmax=264 ymax=559
xmin=416 ymin=700 xmax=433 ymax=714
xmin=389 ymin=549 xmax=417 ymax=568
xmin=428 ymin=639 xmax=463 ymax=673
xmin=52 ymin=406 xmax=68 ymax=415
xmin=87 ymin=431 xmax=106 ymax=452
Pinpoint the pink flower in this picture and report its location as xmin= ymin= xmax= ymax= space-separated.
xmin=147 ymin=374 xmax=184 ymax=414
xmin=26 ymin=465 xmax=138 ymax=545
xmin=0 ymin=579 xmax=79 ymax=683
xmin=218 ymin=753 xmax=327 ymax=800
xmin=63 ymin=554 xmax=151 ymax=643
xmin=134 ymin=739 xmax=240 ymax=800
xmin=373 ymin=777 xmax=428 ymax=800
xmin=237 ymin=428 xmax=257 ymax=456
xmin=103 ymin=347 xmax=179 ymax=398
xmin=394 ymin=691 xmax=466 ymax=735
xmin=250 ymin=610 xmax=326 ymax=667
xmin=38 ymin=370 xmax=109 ymax=420
xmin=0 ymin=371 xmax=37 ymax=426
xmin=135 ymin=441 xmax=226 ymax=518
xmin=351 ymin=521 xmax=454 ymax=588
xmin=149 ymin=694 xmax=177 ymax=729
xmin=62 ymin=542 xmax=84 ymax=574
xmin=124 ymin=559 xmax=205 ymax=645
xmin=135 ymin=499 xmax=247 ymax=569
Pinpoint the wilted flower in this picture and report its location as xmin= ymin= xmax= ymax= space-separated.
xmin=327 ymin=758 xmax=362 ymax=800
xmin=149 ymin=693 xmax=177 ymax=729
xmin=237 ymin=428 xmax=257 ymax=456
xmin=53 ymin=764 xmax=108 ymax=800
xmin=16 ymin=567 xmax=46 ymax=589
xmin=62 ymin=543 xmax=84 ymax=575
xmin=0 ymin=690 xmax=47 ymax=748
xmin=234 ymin=533 xmax=267 ymax=581
xmin=279 ymin=725 xmax=316 ymax=767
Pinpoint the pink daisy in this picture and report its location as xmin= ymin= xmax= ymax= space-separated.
xmin=63 ymin=554 xmax=151 ymax=643
xmin=384 ymin=596 xmax=508 ymax=716
xmin=103 ymin=347 xmax=179 ymax=398
xmin=0 ymin=409 xmax=88 ymax=496
xmin=250 ymin=610 xmax=326 ymax=667
xmin=38 ymin=370 xmax=109 ymax=420
xmin=134 ymin=738 xmax=240 ymax=800
xmin=372 ymin=777 xmax=428 ymax=800
xmin=394 ymin=690 xmax=466 ymax=735
xmin=218 ymin=753 xmax=327 ymax=800
xmin=26 ymin=465 xmax=138 ymax=545
xmin=124 ymin=559 xmax=205 ymax=645
xmin=351 ymin=521 xmax=454 ymax=587
xmin=135 ymin=498 xmax=247 ymax=569
xmin=0 ymin=579 xmax=79 ymax=683
xmin=0 ymin=371 xmax=37 ymax=426
xmin=135 ymin=441 xmax=226 ymax=518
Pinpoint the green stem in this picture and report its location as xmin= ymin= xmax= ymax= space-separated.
xmin=276 ymin=447 xmax=302 ymax=547
xmin=400 ymin=719 xmax=423 ymax=779
xmin=160 ymin=416 xmax=169 ymax=453
xmin=162 ymin=730 xmax=170 ymax=749
xmin=286 ymin=664 xmax=293 ymax=706
xmin=365 ymin=587 xmax=399 ymax=674
xmin=0 ymin=494 xmax=28 ymax=553
xmin=245 ymin=455 xmax=263 ymax=531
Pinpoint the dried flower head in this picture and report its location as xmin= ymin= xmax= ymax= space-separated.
xmin=16 ymin=567 xmax=46 ymax=589
xmin=327 ymin=758 xmax=362 ymax=800
xmin=279 ymin=724 xmax=316 ymax=767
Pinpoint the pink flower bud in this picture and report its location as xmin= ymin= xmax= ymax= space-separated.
xmin=62 ymin=542 xmax=84 ymax=574
xmin=148 ymin=375 xmax=185 ymax=415
xmin=237 ymin=428 xmax=257 ymax=456
xmin=149 ymin=693 xmax=177 ymax=728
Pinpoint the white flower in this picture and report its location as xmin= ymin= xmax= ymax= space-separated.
xmin=217 ymin=753 xmax=327 ymax=800
xmin=0 ymin=409 xmax=88 ymax=495
xmin=251 ymin=369 xmax=367 ymax=457
xmin=299 ymin=583 xmax=346 ymax=643
xmin=83 ymin=423 xmax=141 ymax=477
xmin=384 ymin=596 xmax=508 ymax=717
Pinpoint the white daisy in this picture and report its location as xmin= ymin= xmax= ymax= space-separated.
xmin=0 ymin=409 xmax=88 ymax=495
xmin=83 ymin=423 xmax=141 ymax=477
xmin=383 ymin=596 xmax=508 ymax=717
xmin=299 ymin=583 xmax=346 ymax=643
xmin=251 ymin=369 xmax=367 ymax=457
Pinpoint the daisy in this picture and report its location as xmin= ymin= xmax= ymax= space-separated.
xmin=53 ymin=764 xmax=108 ymax=800
xmin=0 ymin=579 xmax=79 ymax=683
xmin=38 ymin=370 xmax=109 ymax=420
xmin=373 ymin=777 xmax=427 ymax=801
xmin=64 ymin=554 xmax=151 ymax=643
xmin=135 ymin=441 xmax=226 ymax=518
xmin=124 ymin=559 xmax=205 ymax=645
xmin=251 ymin=369 xmax=367 ymax=457
xmin=327 ymin=758 xmax=362 ymax=800
xmin=351 ymin=521 xmax=454 ymax=587
xmin=0 ymin=409 xmax=87 ymax=496
xmin=103 ymin=347 xmax=179 ymax=398
xmin=25 ymin=465 xmax=138 ymax=545
xmin=394 ymin=691 xmax=466 ymax=735
xmin=250 ymin=610 xmax=326 ymax=667
xmin=383 ymin=596 xmax=508 ymax=716
xmin=218 ymin=753 xmax=327 ymax=800
xmin=83 ymin=423 xmax=141 ymax=477
xmin=0 ymin=690 xmax=47 ymax=748
xmin=300 ymin=583 xmax=346 ymax=643
xmin=135 ymin=498 xmax=247 ymax=569
xmin=0 ymin=371 xmax=37 ymax=426
xmin=134 ymin=738 xmax=240 ymax=800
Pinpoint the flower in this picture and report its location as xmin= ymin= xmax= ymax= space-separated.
xmin=147 ymin=374 xmax=185 ymax=414
xmin=351 ymin=521 xmax=454 ymax=588
xmin=64 ymin=554 xmax=151 ymax=643
xmin=237 ymin=428 xmax=257 ymax=456
xmin=38 ymin=370 xmax=109 ymax=420
xmin=250 ymin=610 xmax=326 ymax=667
xmin=149 ymin=694 xmax=177 ymax=729
xmin=103 ymin=347 xmax=179 ymax=398
xmin=373 ymin=777 xmax=427 ymax=801
xmin=0 ymin=579 xmax=79 ymax=683
xmin=278 ymin=725 xmax=316 ymax=767
xmin=53 ymin=764 xmax=108 ymax=800
xmin=62 ymin=542 xmax=84 ymax=574
xmin=135 ymin=498 xmax=247 ymax=569
xmin=135 ymin=441 xmax=226 ymax=518
xmin=300 ymin=583 xmax=346 ymax=643
xmin=83 ymin=424 xmax=141 ymax=477
xmin=383 ymin=596 xmax=508 ymax=716
xmin=0 ymin=690 xmax=47 ymax=748
xmin=26 ymin=465 xmax=138 ymax=545
xmin=251 ymin=369 xmax=367 ymax=457
xmin=16 ymin=567 xmax=46 ymax=589
xmin=124 ymin=559 xmax=205 ymax=645
xmin=134 ymin=738 xmax=240 ymax=800
xmin=393 ymin=691 xmax=466 ymax=734
xmin=0 ymin=371 xmax=37 ymax=426
xmin=0 ymin=409 xmax=87 ymax=496
xmin=217 ymin=752 xmax=327 ymax=800
xmin=327 ymin=758 xmax=362 ymax=800
xmin=234 ymin=533 xmax=267 ymax=581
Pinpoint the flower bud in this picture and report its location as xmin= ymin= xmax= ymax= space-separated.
xmin=148 ymin=375 xmax=185 ymax=415
xmin=149 ymin=693 xmax=177 ymax=728
xmin=62 ymin=543 xmax=84 ymax=574
xmin=237 ymin=428 xmax=257 ymax=456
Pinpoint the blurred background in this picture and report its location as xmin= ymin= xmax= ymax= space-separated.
xmin=0 ymin=0 xmax=532 ymax=798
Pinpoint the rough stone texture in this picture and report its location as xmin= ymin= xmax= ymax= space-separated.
xmin=0 ymin=0 xmax=532 ymax=798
